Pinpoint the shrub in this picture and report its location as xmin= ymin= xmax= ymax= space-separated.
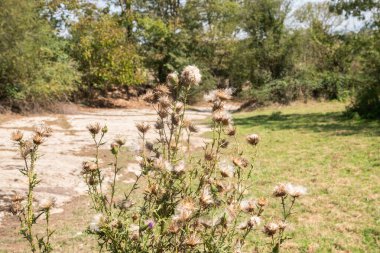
xmin=82 ymin=66 xmax=307 ymax=252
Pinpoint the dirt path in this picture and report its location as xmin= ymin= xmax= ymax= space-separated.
xmin=0 ymin=107 xmax=213 ymax=224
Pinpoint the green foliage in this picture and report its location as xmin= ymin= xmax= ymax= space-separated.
xmin=70 ymin=14 xmax=145 ymax=94
xmin=0 ymin=0 xmax=79 ymax=106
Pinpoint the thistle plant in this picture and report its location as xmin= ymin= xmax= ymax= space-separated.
xmin=11 ymin=126 xmax=55 ymax=253
xmin=83 ymin=65 xmax=307 ymax=252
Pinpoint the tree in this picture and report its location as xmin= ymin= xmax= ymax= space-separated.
xmin=70 ymin=12 xmax=145 ymax=96
xmin=0 ymin=0 xmax=80 ymax=109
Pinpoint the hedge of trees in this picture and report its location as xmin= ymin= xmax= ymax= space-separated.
xmin=0 ymin=0 xmax=378 ymax=118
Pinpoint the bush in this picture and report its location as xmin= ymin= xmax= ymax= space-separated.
xmin=81 ymin=66 xmax=307 ymax=252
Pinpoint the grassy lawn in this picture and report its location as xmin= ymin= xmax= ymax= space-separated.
xmin=229 ymin=101 xmax=380 ymax=252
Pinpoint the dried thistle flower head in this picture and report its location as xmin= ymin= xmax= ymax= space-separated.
xmin=173 ymin=197 xmax=196 ymax=222
xmin=240 ymin=199 xmax=256 ymax=213
xmin=273 ymin=183 xmax=287 ymax=197
xmin=183 ymin=120 xmax=199 ymax=133
xmin=257 ymin=197 xmax=268 ymax=208
xmin=34 ymin=125 xmax=52 ymax=138
xmin=115 ymin=137 xmax=126 ymax=146
xmin=142 ymin=90 xmax=155 ymax=103
xmin=200 ymin=185 xmax=214 ymax=207
xmin=263 ymin=222 xmax=279 ymax=236
xmin=204 ymin=90 xmax=217 ymax=102
xmin=285 ymin=183 xmax=307 ymax=197
xmin=215 ymin=88 xmax=233 ymax=101
xmin=11 ymin=130 xmax=23 ymax=142
xmin=212 ymin=110 xmax=231 ymax=126
xmin=181 ymin=65 xmax=201 ymax=86
xmin=225 ymin=125 xmax=236 ymax=136
xmin=204 ymin=151 xmax=216 ymax=161
xmin=168 ymin=222 xmax=180 ymax=234
xmin=89 ymin=213 xmax=104 ymax=232
xmin=38 ymin=197 xmax=56 ymax=211
xmin=278 ymin=221 xmax=287 ymax=231
xmin=167 ymin=72 xmax=179 ymax=86
xmin=136 ymin=122 xmax=150 ymax=134
xmin=87 ymin=123 xmax=101 ymax=135
xmin=158 ymin=108 xmax=169 ymax=119
xmin=117 ymin=199 xmax=135 ymax=210
xmin=220 ymin=139 xmax=229 ymax=148
xmin=184 ymin=234 xmax=201 ymax=247
xmin=158 ymin=95 xmax=171 ymax=109
xmin=82 ymin=161 xmax=97 ymax=174
xmin=174 ymin=102 xmax=184 ymax=113
xmin=154 ymin=119 xmax=164 ymax=129
xmin=219 ymin=160 xmax=235 ymax=178
xmin=232 ymin=157 xmax=249 ymax=168
xmin=20 ymin=141 xmax=33 ymax=158
xmin=246 ymin=134 xmax=260 ymax=146
xmin=247 ymin=215 xmax=261 ymax=228
xmin=173 ymin=160 xmax=186 ymax=174
xmin=32 ymin=134 xmax=44 ymax=145
xmin=155 ymin=84 xmax=171 ymax=95
xmin=12 ymin=194 xmax=25 ymax=203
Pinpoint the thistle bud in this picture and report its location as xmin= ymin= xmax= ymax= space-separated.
xmin=110 ymin=142 xmax=120 ymax=155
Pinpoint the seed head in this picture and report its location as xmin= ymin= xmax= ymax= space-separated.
xmin=216 ymin=88 xmax=233 ymax=101
xmin=167 ymin=72 xmax=179 ymax=86
xmin=82 ymin=161 xmax=97 ymax=174
xmin=257 ymin=197 xmax=268 ymax=208
xmin=232 ymin=157 xmax=249 ymax=168
xmin=136 ymin=122 xmax=150 ymax=134
xmin=181 ymin=65 xmax=202 ymax=86
xmin=154 ymin=119 xmax=164 ymax=130
xmin=155 ymin=84 xmax=171 ymax=95
xmin=184 ymin=234 xmax=201 ymax=247
xmin=11 ymin=130 xmax=23 ymax=142
xmin=173 ymin=197 xmax=196 ymax=222
xmin=117 ymin=199 xmax=135 ymax=210
xmin=142 ymin=90 xmax=155 ymax=103
xmin=20 ymin=141 xmax=33 ymax=158
xmin=200 ymin=185 xmax=214 ymax=207
xmin=273 ymin=183 xmax=287 ymax=197
xmin=246 ymin=134 xmax=260 ymax=146
xmin=219 ymin=160 xmax=235 ymax=178
xmin=278 ymin=221 xmax=287 ymax=231
xmin=173 ymin=160 xmax=186 ymax=174
xmin=32 ymin=134 xmax=44 ymax=145
xmin=38 ymin=197 xmax=56 ymax=211
xmin=158 ymin=95 xmax=171 ymax=109
xmin=115 ymin=137 xmax=126 ymax=146
xmin=285 ymin=183 xmax=307 ymax=197
xmin=240 ymin=199 xmax=256 ymax=213
xmin=87 ymin=123 xmax=101 ymax=135
xmin=225 ymin=125 xmax=236 ymax=136
xmin=34 ymin=125 xmax=52 ymax=138
xmin=263 ymin=222 xmax=279 ymax=236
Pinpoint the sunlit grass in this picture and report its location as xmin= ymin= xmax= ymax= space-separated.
xmin=228 ymin=101 xmax=380 ymax=252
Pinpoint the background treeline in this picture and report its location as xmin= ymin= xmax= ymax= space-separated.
xmin=0 ymin=0 xmax=379 ymax=118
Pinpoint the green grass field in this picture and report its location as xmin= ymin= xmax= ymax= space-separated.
xmin=228 ymin=102 xmax=380 ymax=252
